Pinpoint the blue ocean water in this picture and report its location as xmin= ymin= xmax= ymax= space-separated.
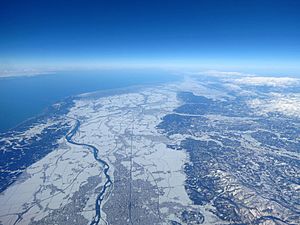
xmin=0 ymin=69 xmax=179 ymax=132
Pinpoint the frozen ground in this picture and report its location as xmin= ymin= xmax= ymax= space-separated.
xmin=0 ymin=74 xmax=299 ymax=225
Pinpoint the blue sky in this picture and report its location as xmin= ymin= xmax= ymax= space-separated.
xmin=1 ymin=0 xmax=300 ymax=74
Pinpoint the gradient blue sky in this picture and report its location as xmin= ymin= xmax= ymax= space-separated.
xmin=1 ymin=0 xmax=300 ymax=73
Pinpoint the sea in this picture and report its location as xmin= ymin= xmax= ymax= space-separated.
xmin=0 ymin=69 xmax=180 ymax=133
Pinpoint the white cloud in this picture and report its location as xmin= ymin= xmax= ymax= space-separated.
xmin=248 ymin=93 xmax=300 ymax=117
xmin=198 ymin=70 xmax=254 ymax=77
xmin=233 ymin=76 xmax=299 ymax=87
xmin=0 ymin=69 xmax=55 ymax=78
xmin=190 ymin=70 xmax=299 ymax=87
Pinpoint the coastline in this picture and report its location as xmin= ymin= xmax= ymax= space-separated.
xmin=0 ymin=70 xmax=181 ymax=133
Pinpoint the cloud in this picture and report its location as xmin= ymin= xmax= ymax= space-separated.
xmin=199 ymin=70 xmax=255 ymax=77
xmin=0 ymin=69 xmax=55 ymax=78
xmin=248 ymin=93 xmax=300 ymax=117
xmin=190 ymin=70 xmax=299 ymax=87
xmin=232 ymin=76 xmax=299 ymax=87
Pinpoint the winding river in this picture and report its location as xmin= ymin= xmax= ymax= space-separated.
xmin=66 ymin=118 xmax=112 ymax=225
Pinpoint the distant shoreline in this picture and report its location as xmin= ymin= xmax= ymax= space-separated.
xmin=0 ymin=70 xmax=181 ymax=132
